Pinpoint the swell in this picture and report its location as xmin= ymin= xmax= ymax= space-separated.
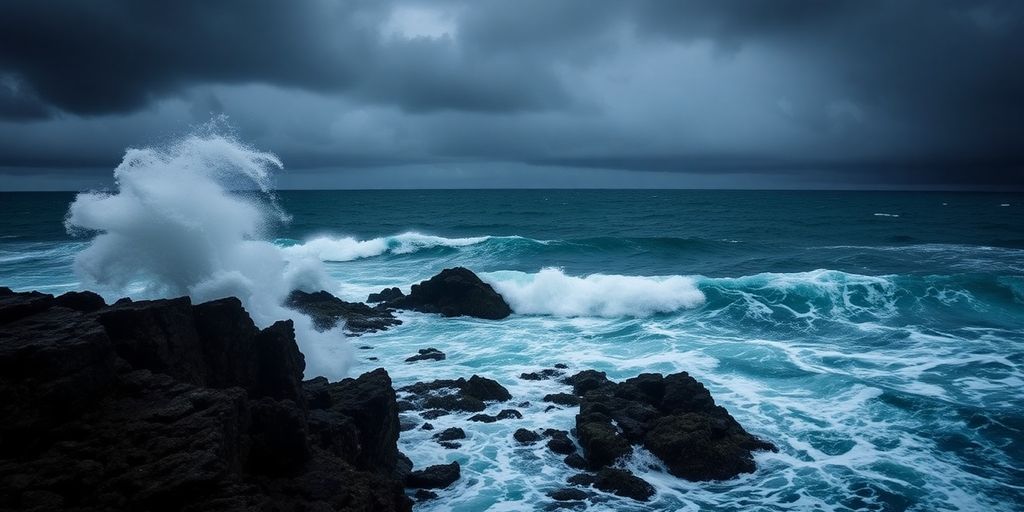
xmin=477 ymin=268 xmax=1024 ymax=326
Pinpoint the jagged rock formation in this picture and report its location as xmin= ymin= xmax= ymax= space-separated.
xmin=570 ymin=370 xmax=777 ymax=481
xmin=0 ymin=287 xmax=415 ymax=512
xmin=385 ymin=267 xmax=512 ymax=320
xmin=285 ymin=290 xmax=402 ymax=334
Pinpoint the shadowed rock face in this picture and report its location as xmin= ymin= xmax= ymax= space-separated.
xmin=286 ymin=289 xmax=402 ymax=334
xmin=386 ymin=267 xmax=512 ymax=320
xmin=0 ymin=287 xmax=412 ymax=512
xmin=572 ymin=371 xmax=777 ymax=481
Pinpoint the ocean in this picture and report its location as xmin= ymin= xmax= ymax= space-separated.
xmin=1 ymin=188 xmax=1022 ymax=511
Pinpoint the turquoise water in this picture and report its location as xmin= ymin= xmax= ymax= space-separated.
xmin=1 ymin=190 xmax=1023 ymax=511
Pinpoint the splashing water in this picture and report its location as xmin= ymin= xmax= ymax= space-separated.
xmin=63 ymin=121 xmax=350 ymax=378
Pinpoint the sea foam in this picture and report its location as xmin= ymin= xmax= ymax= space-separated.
xmin=283 ymin=232 xmax=490 ymax=261
xmin=483 ymin=267 xmax=706 ymax=317
xmin=64 ymin=121 xmax=349 ymax=378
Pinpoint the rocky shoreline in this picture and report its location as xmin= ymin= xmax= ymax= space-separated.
xmin=0 ymin=268 xmax=775 ymax=511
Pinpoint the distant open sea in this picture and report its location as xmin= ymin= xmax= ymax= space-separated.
xmin=2 ymin=189 xmax=1023 ymax=511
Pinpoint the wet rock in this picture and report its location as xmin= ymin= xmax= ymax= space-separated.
xmin=54 ymin=290 xmax=105 ymax=312
xmin=421 ymin=409 xmax=450 ymax=420
xmin=549 ymin=488 xmax=591 ymax=501
xmin=400 ymin=375 xmax=510 ymax=413
xmin=594 ymin=468 xmax=655 ymax=502
xmin=406 ymin=462 xmax=461 ymax=489
xmin=463 ymin=375 xmax=512 ymax=402
xmin=359 ymin=345 xmax=373 ymax=350
xmin=563 ymin=370 xmax=611 ymax=395
xmin=0 ymin=288 xmax=412 ymax=511
xmin=544 ymin=393 xmax=581 ymax=407
xmin=575 ymin=371 xmax=776 ymax=480
xmin=567 ymin=473 xmax=597 ymax=486
xmin=286 ymin=289 xmax=402 ymax=334
xmin=468 ymin=409 xmax=522 ymax=423
xmin=368 ymin=287 xmax=405 ymax=303
xmin=421 ymin=422 xmax=434 ymax=431
xmin=520 ymin=368 xmax=563 ymax=381
xmin=386 ymin=267 xmax=512 ymax=319
xmin=545 ymin=429 xmax=576 ymax=455
xmin=433 ymin=427 xmax=466 ymax=442
xmin=423 ymin=395 xmax=486 ymax=413
xmin=414 ymin=489 xmax=438 ymax=501
xmin=406 ymin=347 xmax=446 ymax=362
xmin=564 ymin=453 xmax=587 ymax=470
xmin=514 ymin=428 xmax=542 ymax=444
xmin=554 ymin=363 xmax=569 ymax=369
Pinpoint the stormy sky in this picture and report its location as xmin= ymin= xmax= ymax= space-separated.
xmin=1 ymin=0 xmax=1022 ymax=190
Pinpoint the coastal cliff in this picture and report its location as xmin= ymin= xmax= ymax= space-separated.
xmin=0 ymin=287 xmax=412 ymax=511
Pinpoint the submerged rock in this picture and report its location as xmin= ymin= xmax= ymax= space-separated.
xmin=594 ymin=468 xmax=656 ymax=502
xmin=286 ymin=289 xmax=402 ymax=334
xmin=399 ymin=375 xmax=512 ymax=414
xmin=385 ymin=267 xmax=512 ymax=319
xmin=0 ymin=287 xmax=412 ymax=511
xmin=433 ymin=427 xmax=466 ymax=442
xmin=514 ymin=428 xmax=542 ymax=444
xmin=406 ymin=347 xmax=446 ymax=362
xmin=468 ymin=409 xmax=522 ymax=423
xmin=406 ymin=462 xmax=461 ymax=489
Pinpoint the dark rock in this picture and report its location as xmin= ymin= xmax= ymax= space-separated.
xmin=368 ymin=356 xmax=379 ymax=361
xmin=463 ymin=375 xmax=512 ymax=401
xmin=545 ymin=429 xmax=576 ymax=455
xmin=359 ymin=345 xmax=373 ymax=349
xmin=575 ymin=370 xmax=776 ymax=481
xmin=0 ymin=288 xmax=412 ymax=511
xmin=576 ymin=418 xmax=632 ymax=468
xmin=286 ymin=289 xmax=402 ymax=334
xmin=549 ymin=488 xmax=590 ymax=501
xmin=564 ymin=453 xmax=587 ymax=470
xmin=368 ymin=287 xmax=405 ymax=303
xmin=406 ymin=348 xmax=446 ymax=362
xmin=397 ymin=400 xmax=418 ymax=412
xmin=594 ymin=468 xmax=655 ymax=502
xmin=400 ymin=375 xmax=509 ymax=413
xmin=567 ymin=473 xmax=597 ymax=486
xmin=544 ymin=393 xmax=581 ymax=407
xmin=423 ymin=395 xmax=486 ymax=413
xmin=468 ymin=409 xmax=522 ymax=423
xmin=421 ymin=409 xmax=450 ymax=420
xmin=520 ymin=368 xmax=563 ymax=381
xmin=406 ymin=462 xmax=461 ymax=489
xmin=0 ymin=287 xmax=54 ymax=324
xmin=563 ymin=370 xmax=611 ymax=395
xmin=421 ymin=422 xmax=434 ymax=431
xmin=438 ymin=441 xmax=461 ymax=449
xmin=54 ymin=290 xmax=106 ymax=312
xmin=554 ymin=363 xmax=569 ymax=369
xmin=433 ymin=427 xmax=466 ymax=442
xmin=414 ymin=489 xmax=438 ymax=501
xmin=514 ymin=428 xmax=542 ymax=444
xmin=386 ymin=267 xmax=512 ymax=320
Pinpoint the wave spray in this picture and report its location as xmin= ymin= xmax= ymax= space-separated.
xmin=64 ymin=120 xmax=349 ymax=378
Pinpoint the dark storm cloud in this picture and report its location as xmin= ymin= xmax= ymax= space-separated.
xmin=0 ymin=0 xmax=1022 ymax=188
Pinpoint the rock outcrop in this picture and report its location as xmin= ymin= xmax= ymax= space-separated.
xmin=367 ymin=287 xmax=404 ymax=303
xmin=286 ymin=289 xmax=402 ymax=334
xmin=385 ymin=267 xmax=512 ymax=320
xmin=0 ymin=287 xmax=414 ymax=512
xmin=571 ymin=371 xmax=777 ymax=481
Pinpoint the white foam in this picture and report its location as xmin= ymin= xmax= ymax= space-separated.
xmin=64 ymin=119 xmax=349 ymax=379
xmin=873 ymin=212 xmax=900 ymax=217
xmin=283 ymin=232 xmax=490 ymax=262
xmin=482 ymin=267 xmax=705 ymax=317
